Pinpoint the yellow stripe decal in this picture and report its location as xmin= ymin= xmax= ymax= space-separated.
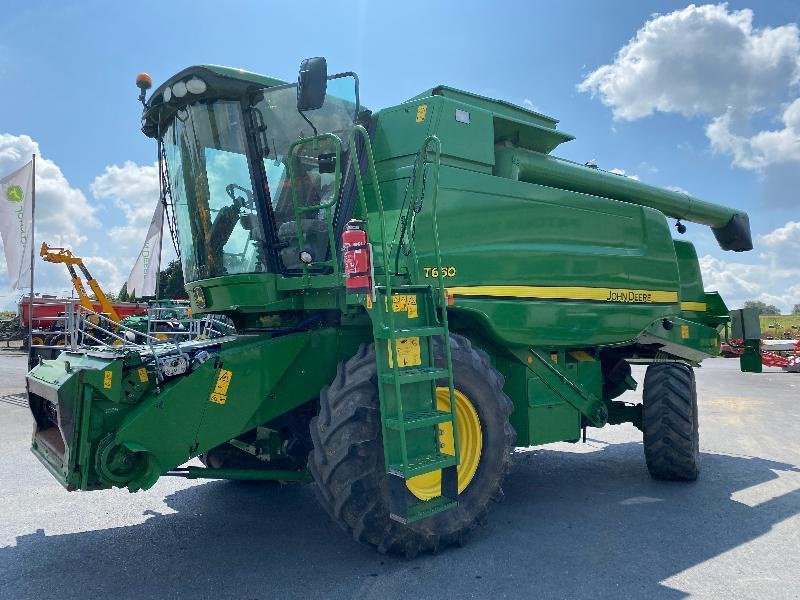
xmin=445 ymin=285 xmax=679 ymax=304
xmin=680 ymin=301 xmax=707 ymax=312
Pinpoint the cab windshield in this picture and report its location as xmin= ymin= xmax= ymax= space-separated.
xmin=162 ymin=74 xmax=359 ymax=283
xmin=164 ymin=100 xmax=266 ymax=282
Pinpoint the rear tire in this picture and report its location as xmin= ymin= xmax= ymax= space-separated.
xmin=308 ymin=334 xmax=515 ymax=556
xmin=642 ymin=362 xmax=700 ymax=481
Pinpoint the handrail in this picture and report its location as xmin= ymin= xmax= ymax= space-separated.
xmin=350 ymin=125 xmax=411 ymax=464
xmin=350 ymin=129 xmax=459 ymax=469
xmin=417 ymin=135 xmax=459 ymax=464
xmin=349 ymin=125 xmax=391 ymax=292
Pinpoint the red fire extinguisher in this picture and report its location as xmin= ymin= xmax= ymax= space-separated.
xmin=342 ymin=219 xmax=372 ymax=294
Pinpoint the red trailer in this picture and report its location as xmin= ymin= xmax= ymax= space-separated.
xmin=19 ymin=297 xmax=148 ymax=329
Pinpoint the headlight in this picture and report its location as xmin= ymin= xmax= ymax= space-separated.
xmin=163 ymin=86 xmax=172 ymax=102
xmin=172 ymin=81 xmax=187 ymax=98
xmin=186 ymin=77 xmax=207 ymax=95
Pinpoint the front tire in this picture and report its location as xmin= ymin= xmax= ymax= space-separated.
xmin=308 ymin=334 xmax=515 ymax=556
xmin=642 ymin=362 xmax=700 ymax=481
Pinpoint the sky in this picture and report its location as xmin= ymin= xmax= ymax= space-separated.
xmin=0 ymin=0 xmax=798 ymax=311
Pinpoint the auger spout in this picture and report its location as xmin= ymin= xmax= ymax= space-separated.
xmin=494 ymin=146 xmax=752 ymax=251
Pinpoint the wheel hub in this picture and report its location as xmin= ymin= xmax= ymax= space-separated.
xmin=406 ymin=387 xmax=482 ymax=501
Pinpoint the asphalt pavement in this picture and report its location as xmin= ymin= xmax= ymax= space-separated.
xmin=0 ymin=351 xmax=798 ymax=599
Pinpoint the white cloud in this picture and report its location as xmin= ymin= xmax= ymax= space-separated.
xmin=82 ymin=255 xmax=124 ymax=290
xmin=91 ymin=161 xmax=159 ymax=225
xmin=578 ymin=4 xmax=800 ymax=120
xmin=761 ymin=220 xmax=800 ymax=253
xmin=706 ymin=99 xmax=800 ymax=169
xmin=0 ymin=135 xmax=166 ymax=308
xmin=609 ymin=167 xmax=640 ymax=180
xmin=578 ymin=4 xmax=800 ymax=174
xmin=0 ymin=134 xmax=104 ymax=304
xmin=700 ymin=220 xmax=800 ymax=312
xmin=522 ymin=98 xmax=541 ymax=112
xmin=0 ymin=134 xmax=99 ymax=249
xmin=90 ymin=161 xmax=160 ymax=257
xmin=667 ymin=185 xmax=690 ymax=195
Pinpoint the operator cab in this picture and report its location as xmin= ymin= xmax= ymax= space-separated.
xmin=140 ymin=60 xmax=361 ymax=287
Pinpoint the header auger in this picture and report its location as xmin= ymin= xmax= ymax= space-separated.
xmin=26 ymin=57 xmax=761 ymax=556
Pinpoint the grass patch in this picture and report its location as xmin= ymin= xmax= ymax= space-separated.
xmin=760 ymin=315 xmax=800 ymax=339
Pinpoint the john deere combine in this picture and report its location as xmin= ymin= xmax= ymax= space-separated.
xmin=26 ymin=58 xmax=761 ymax=556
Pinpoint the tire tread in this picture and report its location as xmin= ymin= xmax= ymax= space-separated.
xmin=642 ymin=362 xmax=700 ymax=481
xmin=308 ymin=334 xmax=515 ymax=555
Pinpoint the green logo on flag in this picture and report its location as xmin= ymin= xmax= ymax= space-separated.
xmin=6 ymin=185 xmax=24 ymax=203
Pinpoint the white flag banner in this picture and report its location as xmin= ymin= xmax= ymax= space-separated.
xmin=127 ymin=201 xmax=164 ymax=297
xmin=0 ymin=161 xmax=34 ymax=290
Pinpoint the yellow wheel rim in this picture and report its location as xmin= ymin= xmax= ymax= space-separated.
xmin=406 ymin=387 xmax=482 ymax=501
xmin=155 ymin=333 xmax=168 ymax=341
xmin=112 ymin=339 xmax=124 ymax=346
xmin=31 ymin=336 xmax=44 ymax=346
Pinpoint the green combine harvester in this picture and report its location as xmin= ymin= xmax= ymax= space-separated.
xmin=26 ymin=58 xmax=762 ymax=556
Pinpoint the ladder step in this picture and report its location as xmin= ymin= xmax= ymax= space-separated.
xmin=374 ymin=326 xmax=445 ymax=339
xmin=380 ymin=367 xmax=450 ymax=384
xmin=390 ymin=495 xmax=457 ymax=525
xmin=385 ymin=409 xmax=453 ymax=431
xmin=389 ymin=452 xmax=457 ymax=478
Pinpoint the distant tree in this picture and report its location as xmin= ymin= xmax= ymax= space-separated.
xmin=90 ymin=290 xmax=117 ymax=302
xmin=793 ymin=303 xmax=800 ymax=316
xmin=743 ymin=300 xmax=781 ymax=316
xmin=118 ymin=283 xmax=130 ymax=303
xmin=158 ymin=260 xmax=188 ymax=299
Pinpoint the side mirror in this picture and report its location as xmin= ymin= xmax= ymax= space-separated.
xmin=297 ymin=57 xmax=327 ymax=112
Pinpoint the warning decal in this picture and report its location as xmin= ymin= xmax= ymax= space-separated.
xmin=388 ymin=337 xmax=422 ymax=368
xmin=209 ymin=369 xmax=233 ymax=405
xmin=391 ymin=294 xmax=418 ymax=318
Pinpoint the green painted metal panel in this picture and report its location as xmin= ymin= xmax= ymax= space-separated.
xmin=425 ymin=97 xmax=495 ymax=169
xmin=407 ymin=85 xmax=563 ymax=132
xmin=27 ymin=328 xmax=358 ymax=492
xmin=415 ymin=166 xmax=681 ymax=286
xmin=401 ymin=165 xmax=682 ymax=348
xmin=493 ymin=354 xmax=530 ymax=446
xmin=574 ymin=355 xmax=603 ymax=401
xmin=372 ymin=104 xmax=436 ymax=170
xmin=527 ymin=377 xmax=581 ymax=445
xmin=635 ymin=316 xmax=721 ymax=362
xmin=674 ymin=240 xmax=706 ymax=310
xmin=187 ymin=273 xmax=286 ymax=315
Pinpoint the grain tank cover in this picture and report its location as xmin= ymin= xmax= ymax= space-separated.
xmin=409 ymin=85 xmax=575 ymax=154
